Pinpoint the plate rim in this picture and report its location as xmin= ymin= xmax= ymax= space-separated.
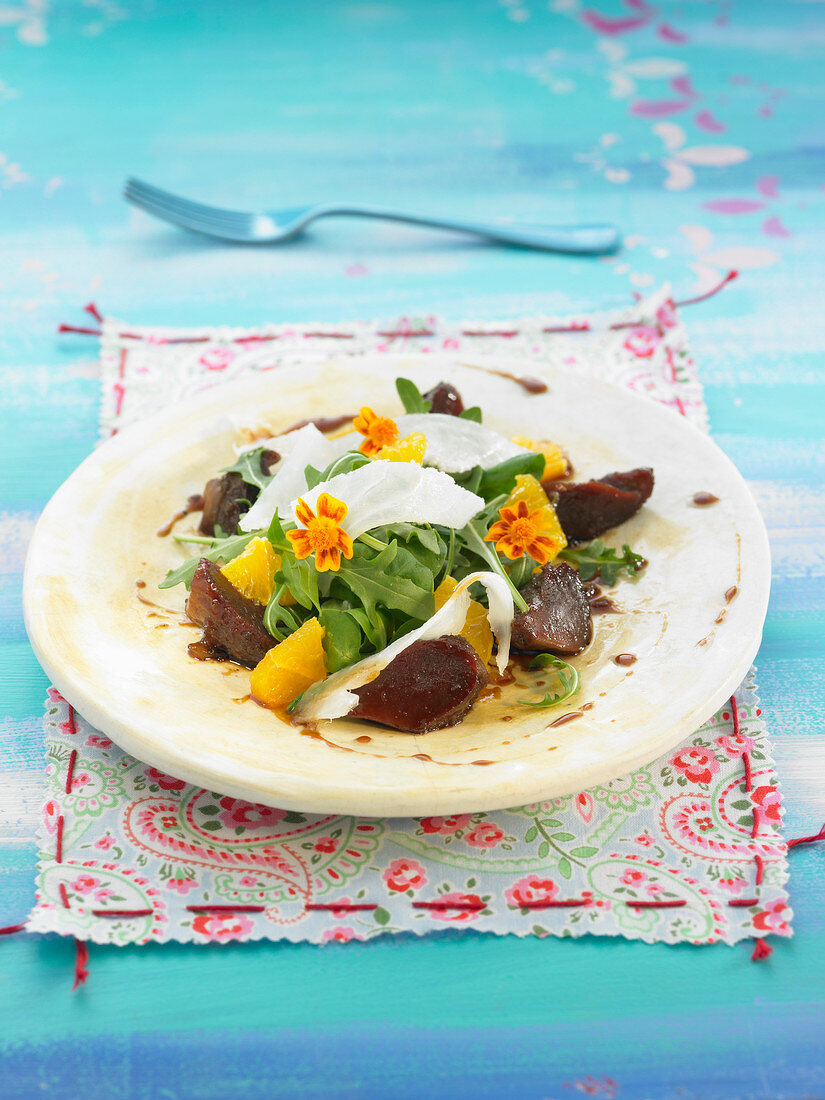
xmin=23 ymin=352 xmax=771 ymax=814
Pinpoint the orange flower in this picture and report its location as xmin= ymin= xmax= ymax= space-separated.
xmin=484 ymin=500 xmax=561 ymax=565
xmin=353 ymin=406 xmax=399 ymax=456
xmin=287 ymin=493 xmax=354 ymax=572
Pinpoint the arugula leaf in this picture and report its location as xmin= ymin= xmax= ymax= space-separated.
xmin=315 ymin=450 xmax=371 ymax=483
xmin=303 ymin=464 xmax=324 ymax=491
xmin=459 ymin=406 xmax=482 ymax=423
xmin=264 ymin=510 xmax=320 ymax=609
xmin=221 ymin=447 xmax=271 ymax=492
xmin=281 ymin=551 xmax=320 ymax=611
xmin=319 ymin=607 xmax=364 ymax=672
xmin=519 ymin=654 xmax=579 ymax=708
xmin=451 ymin=465 xmax=484 ymax=495
xmin=264 ymin=584 xmax=303 ymax=641
xmin=345 ymin=604 xmax=389 ymax=652
xmin=333 ymin=541 xmax=435 ymax=622
xmin=158 ymin=531 xmax=259 ymax=590
xmin=373 ymin=522 xmax=444 ymax=575
xmin=395 ymin=377 xmax=431 ymax=414
xmin=475 ymin=451 xmax=545 ymax=501
xmin=559 ymin=539 xmax=646 ymax=585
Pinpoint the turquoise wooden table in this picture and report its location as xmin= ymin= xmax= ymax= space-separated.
xmin=2 ymin=1 xmax=824 ymax=1095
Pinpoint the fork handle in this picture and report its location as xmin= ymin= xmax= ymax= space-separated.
xmin=313 ymin=204 xmax=621 ymax=254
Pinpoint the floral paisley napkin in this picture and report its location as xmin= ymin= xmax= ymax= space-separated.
xmin=27 ymin=289 xmax=791 ymax=947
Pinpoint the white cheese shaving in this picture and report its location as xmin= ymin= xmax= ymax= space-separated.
xmin=291 ymin=461 xmax=484 ymax=540
xmin=297 ymin=571 xmax=514 ymax=721
xmin=396 ymin=414 xmax=529 ymax=472
xmin=239 ymin=424 xmax=350 ymax=532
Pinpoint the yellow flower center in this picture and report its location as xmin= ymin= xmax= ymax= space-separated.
xmin=307 ymin=518 xmax=341 ymax=551
xmin=353 ymin=406 xmax=400 ymax=455
xmin=510 ymin=517 xmax=538 ymax=545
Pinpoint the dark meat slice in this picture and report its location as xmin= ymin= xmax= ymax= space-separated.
xmin=350 ymin=636 xmax=488 ymax=733
xmin=199 ymin=472 xmax=257 ymax=536
xmin=186 ymin=558 xmax=275 ymax=668
xmin=543 ymin=467 xmax=654 ymax=542
xmin=511 ymin=562 xmax=592 ymax=656
xmin=598 ymin=467 xmax=654 ymax=504
xmin=423 ymin=381 xmax=465 ymax=417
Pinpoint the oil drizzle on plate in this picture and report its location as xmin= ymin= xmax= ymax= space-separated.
xmin=156 ymin=493 xmax=205 ymax=537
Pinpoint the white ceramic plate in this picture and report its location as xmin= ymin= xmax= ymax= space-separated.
xmin=24 ymin=356 xmax=770 ymax=815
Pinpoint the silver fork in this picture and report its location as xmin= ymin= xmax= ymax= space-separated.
xmin=124 ymin=178 xmax=621 ymax=254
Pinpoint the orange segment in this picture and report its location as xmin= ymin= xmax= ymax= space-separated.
xmin=222 ymin=537 xmax=295 ymax=606
xmin=222 ymin=537 xmax=279 ymax=605
xmin=512 ymin=436 xmax=569 ymax=481
xmin=434 ymin=577 xmax=494 ymax=667
xmin=506 ymin=475 xmax=567 ymax=561
xmin=375 ymin=431 xmax=427 ymax=463
xmin=250 ymin=617 xmax=327 ymax=709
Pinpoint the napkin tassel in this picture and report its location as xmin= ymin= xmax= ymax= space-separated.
xmin=72 ymin=939 xmax=89 ymax=992
xmin=751 ymin=938 xmax=773 ymax=962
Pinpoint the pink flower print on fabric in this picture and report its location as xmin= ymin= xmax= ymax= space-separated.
xmin=322 ymin=926 xmax=359 ymax=944
xmin=655 ymin=299 xmax=678 ymax=330
xmin=383 ymin=858 xmax=427 ymax=894
xmin=620 ymin=869 xmax=648 ymax=887
xmin=429 ymin=892 xmax=486 ymax=923
xmin=751 ymin=784 xmax=782 ymax=824
xmin=623 ymin=326 xmax=661 ymax=358
xmin=716 ymin=730 xmax=756 ymax=758
xmin=217 ymin=797 xmax=287 ymax=831
xmin=145 ymin=766 xmax=186 ymax=792
xmin=753 ymin=899 xmax=791 ymax=935
xmin=575 ymin=791 xmax=594 ymax=823
xmin=505 ymin=875 xmax=558 ymax=909
xmin=418 ymin=814 xmax=472 ymax=836
xmin=719 ymin=877 xmax=748 ymax=894
xmin=670 ymin=746 xmax=719 ymax=784
xmin=86 ymin=734 xmax=112 ymax=749
xmin=94 ymin=834 xmax=116 ymax=852
xmin=464 ymin=823 xmax=504 ymax=849
xmin=199 ymin=346 xmax=235 ymax=372
xmin=313 ymin=837 xmax=337 ymax=854
xmin=43 ymin=799 xmax=60 ymax=834
xmin=166 ymin=876 xmax=199 ymax=896
xmin=191 ymin=913 xmax=255 ymax=941
xmin=71 ymin=874 xmax=101 ymax=895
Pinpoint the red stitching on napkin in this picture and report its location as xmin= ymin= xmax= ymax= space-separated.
xmin=306 ymin=903 xmax=378 ymax=912
xmin=59 ymin=882 xmax=70 ymax=909
xmin=728 ymin=898 xmax=759 ymax=907
xmin=787 ymin=822 xmax=825 ymax=849
xmin=85 ymin=302 xmax=104 ymax=324
xmin=412 ymin=900 xmax=486 ymax=911
xmin=754 ymin=853 xmax=765 ymax=886
xmin=55 ymin=815 xmax=64 ymax=863
xmin=56 ymin=271 xmax=739 ymax=346
xmin=517 ymin=899 xmax=588 ymax=909
xmin=66 ymin=705 xmax=76 ymax=737
xmin=674 ymin=269 xmax=739 ymax=308
xmin=91 ymin=909 xmax=153 ymax=918
xmin=64 ymin=749 xmax=77 ymax=795
xmin=185 ymin=904 xmax=266 ymax=913
xmin=751 ymin=937 xmax=773 ymax=961
xmin=742 ymin=751 xmax=753 ymax=793
xmin=0 ymin=923 xmax=26 ymax=936
xmin=626 ymin=899 xmax=687 ymax=909
xmin=72 ymin=939 xmax=89 ymax=992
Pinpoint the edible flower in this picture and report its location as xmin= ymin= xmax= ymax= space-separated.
xmin=484 ymin=500 xmax=561 ymax=565
xmin=353 ymin=406 xmax=399 ymax=456
xmin=287 ymin=493 xmax=354 ymax=572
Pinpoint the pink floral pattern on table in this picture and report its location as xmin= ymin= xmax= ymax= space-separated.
xmin=28 ymin=290 xmax=790 ymax=947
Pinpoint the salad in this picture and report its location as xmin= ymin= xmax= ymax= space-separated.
xmin=160 ymin=378 xmax=652 ymax=733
